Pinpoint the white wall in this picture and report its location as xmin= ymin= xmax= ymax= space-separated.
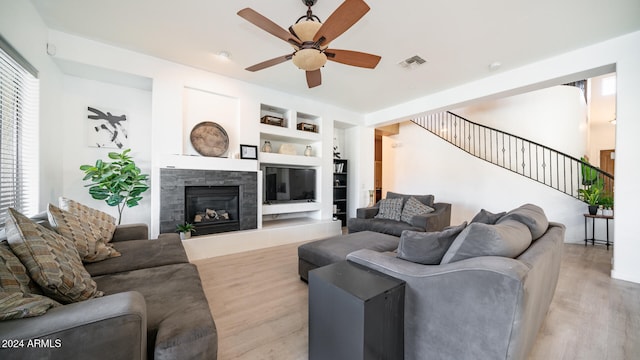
xmin=452 ymin=86 xmax=588 ymax=158
xmin=0 ymin=1 xmax=65 ymax=211
xmin=60 ymin=75 xmax=152 ymax=225
xmin=43 ymin=30 xmax=365 ymax=237
xmin=589 ymin=122 xmax=616 ymax=166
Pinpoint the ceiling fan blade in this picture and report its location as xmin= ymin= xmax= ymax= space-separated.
xmin=325 ymin=49 xmax=381 ymax=69
xmin=313 ymin=0 xmax=370 ymax=45
xmin=306 ymin=70 xmax=322 ymax=88
xmin=238 ymin=8 xmax=301 ymax=46
xmin=246 ymin=54 xmax=293 ymax=72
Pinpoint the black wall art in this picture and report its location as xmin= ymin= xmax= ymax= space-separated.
xmin=87 ymin=106 xmax=129 ymax=149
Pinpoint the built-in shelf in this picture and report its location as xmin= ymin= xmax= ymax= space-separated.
xmin=259 ymin=103 xmax=324 ymax=220
xmin=333 ymin=159 xmax=348 ymax=227
xmin=262 ymin=201 xmax=322 ymax=215
xmin=259 ymin=152 xmax=322 ymax=166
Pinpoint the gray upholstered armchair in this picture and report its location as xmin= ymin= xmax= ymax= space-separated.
xmin=347 ymin=192 xmax=451 ymax=236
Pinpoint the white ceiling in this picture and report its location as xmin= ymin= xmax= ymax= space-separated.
xmin=29 ymin=0 xmax=640 ymax=114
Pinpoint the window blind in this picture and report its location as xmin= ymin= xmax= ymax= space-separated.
xmin=0 ymin=38 xmax=39 ymax=225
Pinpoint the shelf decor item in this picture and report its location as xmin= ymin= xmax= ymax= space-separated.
xmin=262 ymin=140 xmax=272 ymax=153
xmin=190 ymin=121 xmax=229 ymax=157
xmin=304 ymin=145 xmax=313 ymax=156
xmin=368 ymin=190 xmax=375 ymax=207
xmin=240 ymin=144 xmax=258 ymax=159
xmin=278 ymin=143 xmax=297 ymax=155
xmin=261 ymin=115 xmax=285 ymax=127
xmin=297 ymin=122 xmax=318 ymax=133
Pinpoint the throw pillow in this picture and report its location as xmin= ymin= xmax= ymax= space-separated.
xmin=397 ymin=222 xmax=467 ymax=265
xmin=0 ymin=291 xmax=60 ymax=320
xmin=47 ymin=204 xmax=121 ymax=263
xmin=497 ymin=204 xmax=549 ymax=240
xmin=400 ymin=197 xmax=435 ymax=224
xmin=5 ymin=208 xmax=103 ymax=304
xmin=470 ymin=209 xmax=506 ymax=225
xmin=374 ymin=198 xmax=404 ymax=221
xmin=58 ymin=197 xmax=117 ymax=243
xmin=386 ymin=191 xmax=435 ymax=208
xmin=440 ymin=219 xmax=532 ymax=264
xmin=0 ymin=241 xmax=41 ymax=294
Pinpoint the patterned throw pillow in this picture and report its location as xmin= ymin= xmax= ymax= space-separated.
xmin=58 ymin=197 xmax=117 ymax=243
xmin=0 ymin=241 xmax=41 ymax=294
xmin=5 ymin=208 xmax=103 ymax=304
xmin=0 ymin=291 xmax=60 ymax=320
xmin=374 ymin=198 xmax=404 ymax=221
xmin=1 ymin=241 xmax=61 ymax=320
xmin=400 ymin=197 xmax=435 ymax=224
xmin=47 ymin=204 xmax=121 ymax=263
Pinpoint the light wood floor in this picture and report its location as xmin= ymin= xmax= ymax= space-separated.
xmin=194 ymin=242 xmax=640 ymax=360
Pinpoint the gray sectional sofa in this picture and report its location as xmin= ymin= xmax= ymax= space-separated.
xmin=0 ymin=214 xmax=217 ymax=360
xmin=304 ymin=203 xmax=564 ymax=360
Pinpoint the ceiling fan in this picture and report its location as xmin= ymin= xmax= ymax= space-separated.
xmin=237 ymin=0 xmax=381 ymax=88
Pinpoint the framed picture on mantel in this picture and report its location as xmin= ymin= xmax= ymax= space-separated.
xmin=240 ymin=144 xmax=258 ymax=160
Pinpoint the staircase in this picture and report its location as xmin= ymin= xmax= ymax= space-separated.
xmin=411 ymin=111 xmax=614 ymax=201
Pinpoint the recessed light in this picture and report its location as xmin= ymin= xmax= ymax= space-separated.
xmin=216 ymin=51 xmax=231 ymax=60
xmin=488 ymin=62 xmax=502 ymax=71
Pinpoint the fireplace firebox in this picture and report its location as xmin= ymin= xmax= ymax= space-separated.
xmin=185 ymin=186 xmax=240 ymax=235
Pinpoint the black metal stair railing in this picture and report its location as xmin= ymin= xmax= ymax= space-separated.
xmin=411 ymin=111 xmax=614 ymax=201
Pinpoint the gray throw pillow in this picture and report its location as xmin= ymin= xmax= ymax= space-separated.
xmin=440 ymin=219 xmax=532 ymax=264
xmin=375 ymin=198 xmax=403 ymax=221
xmin=386 ymin=192 xmax=435 ymax=208
xmin=470 ymin=209 xmax=506 ymax=224
xmin=497 ymin=204 xmax=549 ymax=240
xmin=400 ymin=197 xmax=435 ymax=224
xmin=397 ymin=222 xmax=467 ymax=265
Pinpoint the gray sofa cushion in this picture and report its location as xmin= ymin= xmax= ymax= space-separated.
xmin=298 ymin=231 xmax=400 ymax=268
xmin=348 ymin=217 xmax=426 ymax=237
xmin=375 ymin=198 xmax=403 ymax=221
xmin=387 ymin=192 xmax=435 ymax=208
xmin=441 ymin=219 xmax=532 ymax=264
xmin=397 ymin=222 xmax=467 ymax=265
xmin=84 ymin=236 xmax=189 ymax=277
xmin=497 ymin=203 xmax=549 ymax=240
xmin=93 ymin=263 xmax=217 ymax=360
xmin=470 ymin=209 xmax=506 ymax=224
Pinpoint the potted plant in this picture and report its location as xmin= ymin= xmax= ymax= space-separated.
xmin=599 ymin=195 xmax=614 ymax=216
xmin=579 ymin=185 xmax=601 ymax=215
xmin=80 ymin=149 xmax=149 ymax=224
xmin=176 ymin=222 xmax=196 ymax=240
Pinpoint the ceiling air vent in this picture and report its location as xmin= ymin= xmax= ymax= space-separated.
xmin=398 ymin=55 xmax=427 ymax=69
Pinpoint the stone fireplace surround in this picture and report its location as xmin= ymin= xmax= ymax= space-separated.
xmin=159 ymin=168 xmax=258 ymax=234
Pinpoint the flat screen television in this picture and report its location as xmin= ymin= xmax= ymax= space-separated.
xmin=263 ymin=166 xmax=316 ymax=204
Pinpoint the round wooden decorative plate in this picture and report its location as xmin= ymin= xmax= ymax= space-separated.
xmin=190 ymin=121 xmax=229 ymax=157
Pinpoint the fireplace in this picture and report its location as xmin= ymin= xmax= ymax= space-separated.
xmin=185 ymin=186 xmax=240 ymax=235
xmin=159 ymin=168 xmax=258 ymax=235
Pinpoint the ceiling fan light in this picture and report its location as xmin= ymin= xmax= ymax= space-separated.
xmin=292 ymin=20 xmax=322 ymax=42
xmin=292 ymin=49 xmax=327 ymax=71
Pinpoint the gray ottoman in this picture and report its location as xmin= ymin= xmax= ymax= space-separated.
xmin=298 ymin=231 xmax=400 ymax=281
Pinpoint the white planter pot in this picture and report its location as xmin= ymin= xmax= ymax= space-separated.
xmin=179 ymin=232 xmax=191 ymax=240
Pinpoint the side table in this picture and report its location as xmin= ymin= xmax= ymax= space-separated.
xmin=583 ymin=214 xmax=614 ymax=250
xmin=308 ymin=260 xmax=405 ymax=360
